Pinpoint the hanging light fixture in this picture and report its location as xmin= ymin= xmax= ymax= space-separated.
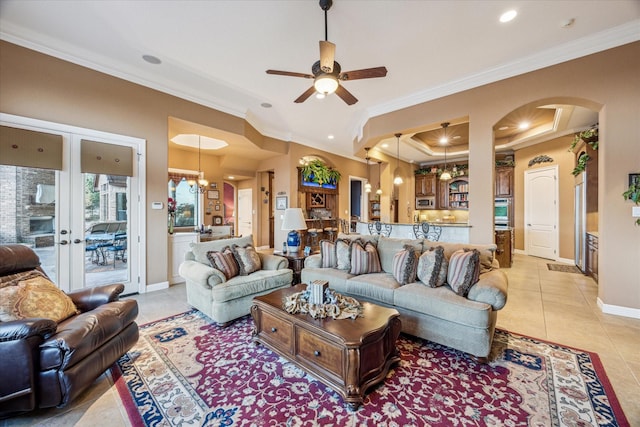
xmin=393 ymin=133 xmax=403 ymax=185
xmin=376 ymin=161 xmax=383 ymax=195
xmin=364 ymin=147 xmax=372 ymax=193
xmin=189 ymin=135 xmax=209 ymax=193
xmin=439 ymin=122 xmax=452 ymax=181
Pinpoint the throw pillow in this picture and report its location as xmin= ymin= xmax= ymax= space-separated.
xmin=206 ymin=246 xmax=240 ymax=280
xmin=350 ymin=241 xmax=382 ymax=275
xmin=447 ymin=249 xmax=481 ymax=297
xmin=319 ymin=240 xmax=337 ymax=268
xmin=0 ymin=275 xmax=78 ymax=323
xmin=417 ymin=246 xmax=448 ymax=288
xmin=231 ymin=244 xmax=262 ymax=276
xmin=335 ymin=238 xmax=352 ymax=271
xmin=392 ymin=245 xmax=419 ymax=285
xmin=0 ymin=269 xmax=47 ymax=289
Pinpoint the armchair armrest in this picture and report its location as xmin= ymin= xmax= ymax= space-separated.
xmin=68 ymin=283 xmax=125 ymax=312
xmin=467 ymin=270 xmax=509 ymax=310
xmin=258 ymin=253 xmax=288 ymax=270
xmin=304 ymin=254 xmax=322 ymax=268
xmin=0 ymin=318 xmax=57 ymax=342
xmin=178 ymin=260 xmax=225 ymax=289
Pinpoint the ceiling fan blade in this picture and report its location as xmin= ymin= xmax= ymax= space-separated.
xmin=335 ymin=85 xmax=358 ymax=105
xmin=339 ymin=66 xmax=388 ymax=81
xmin=294 ymin=86 xmax=317 ymax=103
xmin=319 ymin=40 xmax=336 ymax=73
xmin=266 ymin=70 xmax=314 ymax=79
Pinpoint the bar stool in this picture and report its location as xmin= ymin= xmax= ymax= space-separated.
xmin=306 ymin=219 xmax=321 ymax=249
xmin=323 ymin=219 xmax=339 ymax=242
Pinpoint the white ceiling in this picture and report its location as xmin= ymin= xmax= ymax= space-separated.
xmin=1 ymin=0 xmax=638 ymax=164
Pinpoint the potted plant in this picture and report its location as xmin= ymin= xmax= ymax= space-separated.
xmin=569 ymin=126 xmax=599 ymax=152
xmin=622 ymin=176 xmax=640 ymax=226
xmin=301 ymin=159 xmax=341 ymax=186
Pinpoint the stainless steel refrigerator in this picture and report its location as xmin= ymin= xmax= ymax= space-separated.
xmin=574 ymin=172 xmax=587 ymax=272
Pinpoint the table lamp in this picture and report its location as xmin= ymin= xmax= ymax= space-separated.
xmin=282 ymin=208 xmax=307 ymax=253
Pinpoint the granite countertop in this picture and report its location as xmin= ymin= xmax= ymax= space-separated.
xmin=358 ymin=221 xmax=471 ymax=228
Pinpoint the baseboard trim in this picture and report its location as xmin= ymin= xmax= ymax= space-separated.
xmin=145 ymin=281 xmax=170 ymax=293
xmin=556 ymin=257 xmax=574 ymax=264
xmin=597 ymin=298 xmax=640 ymax=319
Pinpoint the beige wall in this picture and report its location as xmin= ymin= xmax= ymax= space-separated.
xmin=514 ymin=135 xmax=576 ymax=259
xmin=360 ymin=42 xmax=640 ymax=312
xmin=1 ymin=40 xmax=638 ymax=313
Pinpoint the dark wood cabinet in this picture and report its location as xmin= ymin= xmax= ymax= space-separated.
xmin=494 ymin=228 xmax=513 ymax=268
xmin=586 ymin=233 xmax=598 ymax=283
xmin=415 ymin=173 xmax=437 ymax=196
xmin=369 ymin=200 xmax=381 ymax=221
xmin=495 ymin=166 xmax=514 ymax=198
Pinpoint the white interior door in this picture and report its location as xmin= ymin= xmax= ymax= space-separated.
xmin=237 ymin=188 xmax=253 ymax=237
xmin=525 ymin=165 xmax=558 ymax=260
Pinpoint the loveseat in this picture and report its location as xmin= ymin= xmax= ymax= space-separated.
xmin=301 ymin=234 xmax=508 ymax=360
xmin=179 ymin=235 xmax=293 ymax=325
xmin=0 ymin=244 xmax=138 ymax=418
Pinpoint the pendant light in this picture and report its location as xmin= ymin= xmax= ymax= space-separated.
xmin=393 ymin=133 xmax=403 ymax=185
xmin=189 ymin=135 xmax=209 ymax=193
xmin=439 ymin=122 xmax=452 ymax=181
xmin=376 ymin=161 xmax=383 ymax=195
xmin=364 ymin=147 xmax=372 ymax=193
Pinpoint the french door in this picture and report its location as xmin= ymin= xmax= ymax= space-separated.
xmin=0 ymin=114 xmax=145 ymax=294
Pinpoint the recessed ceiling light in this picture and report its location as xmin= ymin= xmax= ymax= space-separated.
xmin=260 ymin=102 xmax=272 ymax=108
xmin=170 ymin=134 xmax=228 ymax=150
xmin=381 ymin=143 xmax=389 ymax=148
xmin=228 ymin=176 xmax=234 ymax=180
xmin=453 ymin=135 xmax=461 ymax=140
xmin=518 ymin=122 xmax=530 ymax=130
xmin=142 ymin=54 xmax=161 ymax=65
xmin=499 ymin=10 xmax=517 ymax=23
xmin=498 ymin=126 xmax=510 ymax=131
xmin=327 ymin=134 xmax=335 ymax=140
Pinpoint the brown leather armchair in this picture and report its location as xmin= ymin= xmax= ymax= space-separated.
xmin=0 ymin=245 xmax=139 ymax=419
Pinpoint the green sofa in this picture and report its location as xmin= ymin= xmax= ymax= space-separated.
xmin=301 ymin=234 xmax=509 ymax=360
xmin=179 ymin=235 xmax=292 ymax=325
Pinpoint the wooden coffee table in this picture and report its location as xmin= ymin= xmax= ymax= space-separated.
xmin=251 ymin=284 xmax=401 ymax=409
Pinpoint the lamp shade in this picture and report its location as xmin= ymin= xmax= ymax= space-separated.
xmin=282 ymin=208 xmax=307 ymax=253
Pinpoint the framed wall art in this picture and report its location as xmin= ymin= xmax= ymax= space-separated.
xmin=276 ymin=196 xmax=287 ymax=210
xmin=207 ymin=190 xmax=219 ymax=200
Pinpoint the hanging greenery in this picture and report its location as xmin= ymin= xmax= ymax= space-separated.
xmin=301 ymin=159 xmax=341 ymax=185
xmin=622 ymin=177 xmax=640 ymax=226
xmin=571 ymin=153 xmax=591 ymax=176
xmin=569 ymin=126 xmax=599 ymax=152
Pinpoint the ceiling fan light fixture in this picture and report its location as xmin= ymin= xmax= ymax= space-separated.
xmin=314 ymin=74 xmax=339 ymax=95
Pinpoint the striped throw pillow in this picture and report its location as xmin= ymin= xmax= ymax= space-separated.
xmin=392 ymin=245 xmax=419 ymax=285
xmin=350 ymin=241 xmax=382 ymax=275
xmin=207 ymin=246 xmax=240 ymax=280
xmin=417 ymin=246 xmax=448 ymax=288
xmin=320 ymin=240 xmax=337 ymax=268
xmin=447 ymin=249 xmax=481 ymax=296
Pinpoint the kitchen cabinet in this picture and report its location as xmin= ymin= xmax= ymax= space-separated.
xmin=495 ymin=166 xmax=514 ymax=197
xmin=415 ymin=173 xmax=436 ymax=196
xmin=369 ymin=200 xmax=381 ymax=221
xmin=586 ymin=232 xmax=598 ymax=283
xmin=494 ymin=229 xmax=513 ymax=268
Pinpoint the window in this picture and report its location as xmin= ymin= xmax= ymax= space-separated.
xmin=168 ymin=178 xmax=197 ymax=228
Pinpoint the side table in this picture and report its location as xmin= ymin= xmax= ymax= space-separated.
xmin=273 ymin=251 xmax=308 ymax=285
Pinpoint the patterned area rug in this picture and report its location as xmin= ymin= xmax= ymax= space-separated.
xmin=547 ymin=263 xmax=583 ymax=274
xmin=111 ymin=310 xmax=628 ymax=426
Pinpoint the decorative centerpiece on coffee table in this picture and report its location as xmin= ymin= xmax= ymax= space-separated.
xmin=283 ymin=281 xmax=362 ymax=320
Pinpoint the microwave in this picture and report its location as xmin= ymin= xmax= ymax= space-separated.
xmin=494 ymin=198 xmax=510 ymax=226
xmin=416 ymin=196 xmax=436 ymax=210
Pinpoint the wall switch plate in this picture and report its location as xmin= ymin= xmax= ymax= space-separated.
xmin=151 ymin=202 xmax=163 ymax=210
xmin=632 ymin=206 xmax=640 ymax=218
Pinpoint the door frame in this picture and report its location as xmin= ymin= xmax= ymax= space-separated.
xmin=524 ymin=165 xmax=559 ymax=260
xmin=349 ymin=175 xmax=367 ymax=222
xmin=1 ymin=113 xmax=146 ymax=294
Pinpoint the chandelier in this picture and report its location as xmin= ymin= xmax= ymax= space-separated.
xmin=189 ymin=136 xmax=209 ymax=193
xmin=393 ymin=133 xmax=403 ymax=185
xmin=439 ymin=122 xmax=452 ymax=181
xmin=364 ymin=147 xmax=372 ymax=193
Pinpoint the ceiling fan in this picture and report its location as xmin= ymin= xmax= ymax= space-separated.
xmin=266 ymin=0 xmax=387 ymax=105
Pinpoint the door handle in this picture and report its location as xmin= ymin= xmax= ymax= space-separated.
xmin=73 ymin=239 xmax=83 ymax=244
xmin=527 ymin=224 xmax=531 ymax=226
xmin=60 ymin=230 xmax=68 ymax=235
xmin=59 ymin=240 xmax=68 ymax=245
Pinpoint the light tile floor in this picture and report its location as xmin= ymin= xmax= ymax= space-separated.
xmin=3 ymin=254 xmax=639 ymax=426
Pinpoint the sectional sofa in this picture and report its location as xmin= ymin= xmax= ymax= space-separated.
xmin=301 ymin=234 xmax=509 ymax=360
